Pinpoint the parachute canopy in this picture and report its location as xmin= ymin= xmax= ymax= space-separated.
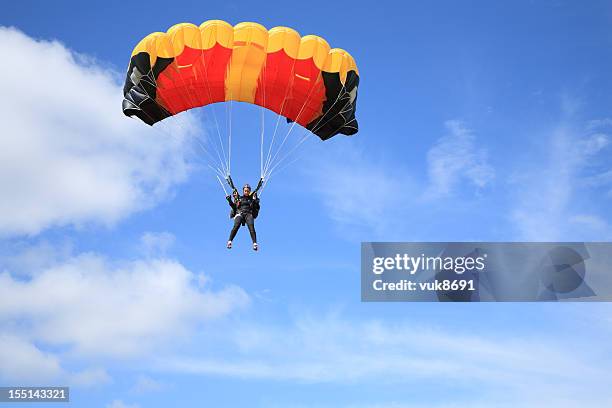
xmin=122 ymin=20 xmax=359 ymax=140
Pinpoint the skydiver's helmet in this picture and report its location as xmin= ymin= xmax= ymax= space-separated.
xmin=243 ymin=184 xmax=251 ymax=195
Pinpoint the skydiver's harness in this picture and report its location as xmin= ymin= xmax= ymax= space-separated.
xmin=226 ymin=176 xmax=263 ymax=222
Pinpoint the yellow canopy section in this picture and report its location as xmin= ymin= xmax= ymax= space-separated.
xmin=130 ymin=19 xmax=359 ymax=78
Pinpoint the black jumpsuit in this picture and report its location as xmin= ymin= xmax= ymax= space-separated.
xmin=227 ymin=193 xmax=259 ymax=243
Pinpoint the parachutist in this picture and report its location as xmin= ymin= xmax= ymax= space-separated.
xmin=226 ymin=178 xmax=263 ymax=251
xmin=122 ymin=20 xmax=359 ymax=252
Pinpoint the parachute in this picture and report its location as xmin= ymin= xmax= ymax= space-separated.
xmin=122 ymin=20 xmax=359 ymax=190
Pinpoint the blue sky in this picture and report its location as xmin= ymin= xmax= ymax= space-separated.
xmin=1 ymin=1 xmax=612 ymax=407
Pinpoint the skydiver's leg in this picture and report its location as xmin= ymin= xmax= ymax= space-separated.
xmin=228 ymin=215 xmax=243 ymax=242
xmin=245 ymin=214 xmax=257 ymax=245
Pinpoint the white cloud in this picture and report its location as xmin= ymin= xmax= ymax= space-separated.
xmin=0 ymin=27 xmax=198 ymax=236
xmin=140 ymin=232 xmax=176 ymax=256
xmin=511 ymin=117 xmax=612 ymax=240
xmin=0 ymin=250 xmax=250 ymax=370
xmin=305 ymin=120 xmax=494 ymax=237
xmin=107 ymin=400 xmax=140 ymax=408
xmin=0 ymin=239 xmax=73 ymax=276
xmin=424 ymin=120 xmax=494 ymax=198
xmin=264 ymin=396 xmax=612 ymax=408
xmin=0 ymin=237 xmax=249 ymax=385
xmin=4 ymin=305 xmax=612 ymax=405
xmin=0 ymin=333 xmax=111 ymax=386
xmin=569 ymin=214 xmax=609 ymax=231
xmin=0 ymin=334 xmax=63 ymax=382
xmin=305 ymin=145 xmax=416 ymax=236
xmin=578 ymin=132 xmax=609 ymax=155
xmin=158 ymin=314 xmax=609 ymax=406
xmin=584 ymin=169 xmax=612 ymax=188
xmin=131 ymin=375 xmax=166 ymax=394
xmin=70 ymin=367 xmax=112 ymax=387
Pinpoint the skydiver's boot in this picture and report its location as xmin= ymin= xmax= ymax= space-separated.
xmin=253 ymin=242 xmax=258 ymax=251
xmin=227 ymin=241 xmax=232 ymax=249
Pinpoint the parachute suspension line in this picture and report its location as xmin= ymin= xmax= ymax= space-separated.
xmin=270 ymin=84 xmax=350 ymax=175
xmin=262 ymin=101 xmax=284 ymax=180
xmin=170 ymin=57 xmax=230 ymax=177
xmin=306 ymin=80 xmax=357 ymax=140
xmin=128 ymin=115 xmax=226 ymax=195
xmin=263 ymin=74 xmax=345 ymax=181
xmin=228 ymin=98 xmax=233 ymax=175
xmin=198 ymin=46 xmax=230 ymax=176
xmin=263 ymin=55 xmax=299 ymax=179
xmin=208 ymin=103 xmax=229 ymax=176
xmin=225 ymin=25 xmax=255 ymax=179
xmin=259 ymin=138 xmax=311 ymax=198
xmin=262 ymin=70 xmax=324 ymax=178
xmin=208 ymin=164 xmax=228 ymax=180
xmin=273 ymin=145 xmax=308 ymax=176
xmin=190 ymin=131 xmax=229 ymax=175
xmin=265 ymin=84 xmax=354 ymax=185
xmin=208 ymin=163 xmax=231 ymax=195
xmin=200 ymin=105 xmax=229 ymax=177
xmin=151 ymin=117 xmax=226 ymax=182
xmin=260 ymin=61 xmax=267 ymax=179
xmin=267 ymin=113 xmax=300 ymax=169
xmin=262 ymin=83 xmax=350 ymax=183
xmin=308 ymin=84 xmax=347 ymax=134
xmin=264 ymin=130 xmax=310 ymax=183
xmin=263 ymin=101 xmax=285 ymax=177
xmin=260 ymin=105 xmax=265 ymax=178
xmin=262 ymin=112 xmax=341 ymax=195
xmin=216 ymin=174 xmax=229 ymax=196
xmin=127 ymin=74 xmax=227 ymax=177
xmin=140 ymin=65 xmax=228 ymax=177
xmin=132 ymin=104 xmax=228 ymax=197
xmin=257 ymin=177 xmax=271 ymax=198
xmin=189 ymin=102 xmax=228 ymax=178
xmin=259 ymin=128 xmax=310 ymax=198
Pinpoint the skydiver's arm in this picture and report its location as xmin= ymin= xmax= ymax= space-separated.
xmin=226 ymin=195 xmax=237 ymax=210
xmin=253 ymin=177 xmax=264 ymax=194
xmin=226 ymin=175 xmax=237 ymax=193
